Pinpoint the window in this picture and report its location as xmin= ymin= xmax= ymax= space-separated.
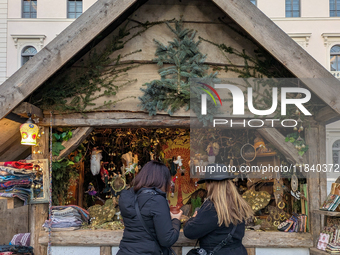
xmin=330 ymin=0 xmax=340 ymax=16
xmin=286 ymin=0 xmax=300 ymax=17
xmin=250 ymin=0 xmax=257 ymax=5
xmin=333 ymin=140 xmax=340 ymax=165
xmin=21 ymin=46 xmax=37 ymax=66
xmin=68 ymin=0 xmax=83 ymax=19
xmin=331 ymin=45 xmax=340 ymax=71
xmin=22 ymin=0 xmax=37 ymax=18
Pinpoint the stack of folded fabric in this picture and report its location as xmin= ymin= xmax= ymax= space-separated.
xmin=0 ymin=161 xmax=34 ymax=205
xmin=326 ymin=243 xmax=340 ymax=253
xmin=0 ymin=245 xmax=33 ymax=255
xmin=43 ymin=205 xmax=90 ymax=231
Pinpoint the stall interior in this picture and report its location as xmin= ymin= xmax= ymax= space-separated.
xmin=50 ymin=127 xmax=308 ymax=233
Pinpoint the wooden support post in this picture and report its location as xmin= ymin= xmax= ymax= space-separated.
xmin=246 ymin=248 xmax=256 ymax=255
xmin=100 ymin=246 xmax=112 ymax=255
xmin=305 ymin=126 xmax=323 ymax=246
xmin=318 ymin=124 xmax=327 ymax=229
xmin=78 ymin=161 xmax=85 ymax=208
xmin=30 ymin=126 xmax=49 ymax=255
xmin=32 ymin=126 xmax=49 ymax=160
xmin=29 ymin=204 xmax=48 ymax=255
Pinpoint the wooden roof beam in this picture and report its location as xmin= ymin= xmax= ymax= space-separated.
xmin=56 ymin=127 xmax=93 ymax=160
xmin=257 ymin=128 xmax=305 ymax=166
xmin=314 ymin=106 xmax=340 ymax=124
xmin=0 ymin=131 xmax=31 ymax=161
xmin=212 ymin=0 xmax=340 ymax=118
xmin=0 ymin=0 xmax=140 ymax=121
xmin=12 ymin=102 xmax=43 ymax=120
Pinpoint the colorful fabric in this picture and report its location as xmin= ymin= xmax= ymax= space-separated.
xmin=0 ymin=179 xmax=31 ymax=189
xmin=0 ymin=176 xmax=23 ymax=182
xmin=3 ymin=161 xmax=33 ymax=170
xmin=0 ymin=187 xmax=31 ymax=205
xmin=43 ymin=205 xmax=90 ymax=231
xmin=0 ymin=166 xmax=34 ymax=176
xmin=326 ymin=243 xmax=340 ymax=253
xmin=0 ymin=245 xmax=33 ymax=254
xmin=51 ymin=205 xmax=90 ymax=221
xmin=317 ymin=233 xmax=330 ymax=251
xmin=10 ymin=233 xmax=30 ymax=246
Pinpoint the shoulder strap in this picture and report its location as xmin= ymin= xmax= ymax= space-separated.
xmin=209 ymin=224 xmax=238 ymax=255
xmin=134 ymin=193 xmax=164 ymax=255
xmin=135 ymin=193 xmax=177 ymax=255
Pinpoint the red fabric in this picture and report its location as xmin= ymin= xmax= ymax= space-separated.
xmin=4 ymin=161 xmax=33 ymax=170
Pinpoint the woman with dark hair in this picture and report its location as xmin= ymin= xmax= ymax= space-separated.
xmin=117 ymin=160 xmax=183 ymax=255
xmin=184 ymin=165 xmax=253 ymax=255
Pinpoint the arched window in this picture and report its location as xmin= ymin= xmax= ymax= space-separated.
xmin=333 ymin=140 xmax=340 ymax=165
xmin=331 ymin=45 xmax=340 ymax=71
xmin=21 ymin=46 xmax=37 ymax=66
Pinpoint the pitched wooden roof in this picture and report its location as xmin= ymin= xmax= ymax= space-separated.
xmin=0 ymin=0 xmax=339 ymax=123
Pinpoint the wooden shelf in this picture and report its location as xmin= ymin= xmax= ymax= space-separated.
xmin=39 ymin=229 xmax=313 ymax=248
xmin=313 ymin=210 xmax=340 ymax=216
xmin=310 ymin=248 xmax=329 ymax=255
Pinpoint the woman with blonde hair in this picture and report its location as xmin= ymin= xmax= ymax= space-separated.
xmin=184 ymin=164 xmax=253 ymax=255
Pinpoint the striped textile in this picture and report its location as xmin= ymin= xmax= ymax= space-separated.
xmin=10 ymin=233 xmax=30 ymax=246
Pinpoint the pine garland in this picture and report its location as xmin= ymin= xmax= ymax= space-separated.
xmin=139 ymin=20 xmax=219 ymax=124
xmin=31 ymin=20 xmax=163 ymax=113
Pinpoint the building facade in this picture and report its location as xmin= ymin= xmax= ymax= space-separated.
xmin=0 ymin=0 xmax=96 ymax=84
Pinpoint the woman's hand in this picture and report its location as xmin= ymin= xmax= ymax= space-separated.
xmin=192 ymin=211 xmax=198 ymax=218
xmin=170 ymin=210 xmax=183 ymax=220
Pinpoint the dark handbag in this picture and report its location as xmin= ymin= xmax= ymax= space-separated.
xmin=186 ymin=224 xmax=238 ymax=255
xmin=135 ymin=193 xmax=177 ymax=255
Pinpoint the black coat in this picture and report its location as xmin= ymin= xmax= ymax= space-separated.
xmin=183 ymin=199 xmax=247 ymax=255
xmin=117 ymin=187 xmax=181 ymax=255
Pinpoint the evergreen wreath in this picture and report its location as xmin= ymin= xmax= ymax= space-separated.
xmin=139 ymin=19 xmax=219 ymax=124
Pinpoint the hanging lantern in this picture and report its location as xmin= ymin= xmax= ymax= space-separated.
xmin=20 ymin=114 xmax=39 ymax=145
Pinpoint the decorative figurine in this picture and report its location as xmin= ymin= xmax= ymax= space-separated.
xmin=90 ymin=148 xmax=102 ymax=176
xmin=86 ymin=182 xmax=105 ymax=203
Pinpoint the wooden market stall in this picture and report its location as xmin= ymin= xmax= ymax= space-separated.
xmin=1 ymin=0 xmax=340 ymax=255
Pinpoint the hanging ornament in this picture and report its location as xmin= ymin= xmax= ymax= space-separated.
xmin=90 ymin=148 xmax=102 ymax=176
xmin=20 ymin=113 xmax=39 ymax=145
xmin=110 ymin=174 xmax=126 ymax=194
xmin=291 ymin=173 xmax=298 ymax=192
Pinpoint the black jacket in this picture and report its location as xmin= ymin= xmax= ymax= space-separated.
xmin=183 ymin=199 xmax=247 ymax=255
xmin=117 ymin=187 xmax=181 ymax=255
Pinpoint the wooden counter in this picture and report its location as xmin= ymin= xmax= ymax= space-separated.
xmin=39 ymin=229 xmax=313 ymax=248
